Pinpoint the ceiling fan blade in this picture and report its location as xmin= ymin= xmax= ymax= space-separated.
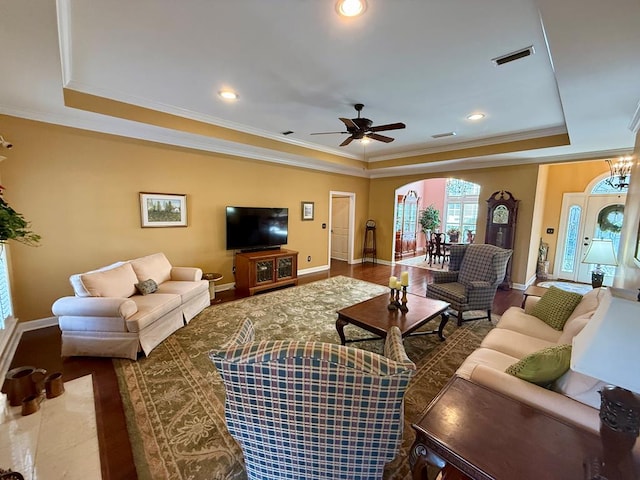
xmin=367 ymin=133 xmax=395 ymax=143
xmin=339 ymin=117 xmax=358 ymax=129
xmin=310 ymin=131 xmax=349 ymax=135
xmin=340 ymin=136 xmax=355 ymax=147
xmin=369 ymin=122 xmax=406 ymax=132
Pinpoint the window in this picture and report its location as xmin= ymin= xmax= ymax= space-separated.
xmin=0 ymin=245 xmax=13 ymax=327
xmin=444 ymin=179 xmax=479 ymax=242
xmin=592 ymin=176 xmax=630 ymax=194
xmin=561 ymin=205 xmax=582 ymax=273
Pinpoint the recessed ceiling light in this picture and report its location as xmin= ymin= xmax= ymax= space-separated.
xmin=218 ymin=90 xmax=238 ymax=101
xmin=336 ymin=0 xmax=367 ymax=17
xmin=467 ymin=113 xmax=485 ymax=121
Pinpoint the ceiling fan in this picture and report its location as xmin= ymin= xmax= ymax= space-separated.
xmin=311 ymin=103 xmax=406 ymax=147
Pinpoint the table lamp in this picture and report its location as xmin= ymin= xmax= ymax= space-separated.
xmin=571 ymin=288 xmax=640 ymax=479
xmin=581 ymin=239 xmax=618 ymax=288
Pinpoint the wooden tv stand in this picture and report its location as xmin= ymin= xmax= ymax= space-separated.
xmin=234 ymin=249 xmax=298 ymax=296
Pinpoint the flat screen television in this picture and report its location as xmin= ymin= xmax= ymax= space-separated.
xmin=226 ymin=206 xmax=288 ymax=251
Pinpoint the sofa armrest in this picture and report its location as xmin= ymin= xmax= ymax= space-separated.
xmin=467 ymin=365 xmax=600 ymax=433
xmin=170 ymin=266 xmax=203 ymax=281
xmin=433 ymin=271 xmax=459 ymax=283
xmin=468 ymin=280 xmax=491 ymax=289
xmin=524 ymin=295 xmax=541 ymax=314
xmin=52 ymin=296 xmax=138 ymax=319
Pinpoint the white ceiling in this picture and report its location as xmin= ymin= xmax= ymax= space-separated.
xmin=0 ymin=0 xmax=639 ymax=177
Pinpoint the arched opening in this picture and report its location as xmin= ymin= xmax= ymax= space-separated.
xmin=393 ymin=177 xmax=481 ymax=267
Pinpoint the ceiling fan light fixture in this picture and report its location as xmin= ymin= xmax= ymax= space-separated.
xmin=360 ymin=137 xmax=371 ymax=144
xmin=336 ymin=0 xmax=367 ymax=17
xmin=467 ymin=113 xmax=485 ymax=121
xmin=218 ymin=90 xmax=239 ymax=101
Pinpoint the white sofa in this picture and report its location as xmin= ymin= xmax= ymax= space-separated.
xmin=52 ymin=252 xmax=210 ymax=360
xmin=456 ymin=287 xmax=609 ymax=433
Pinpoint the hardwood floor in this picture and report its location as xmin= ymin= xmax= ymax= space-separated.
xmin=9 ymin=260 xmax=523 ymax=480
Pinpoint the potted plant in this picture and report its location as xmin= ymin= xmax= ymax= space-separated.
xmin=0 ymin=186 xmax=41 ymax=247
xmin=419 ymin=205 xmax=440 ymax=239
xmin=447 ymin=227 xmax=460 ymax=243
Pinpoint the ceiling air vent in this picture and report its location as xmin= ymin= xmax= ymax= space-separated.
xmin=492 ymin=46 xmax=535 ymax=66
xmin=431 ymin=132 xmax=457 ymax=139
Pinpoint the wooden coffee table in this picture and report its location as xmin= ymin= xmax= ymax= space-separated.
xmin=336 ymin=293 xmax=450 ymax=345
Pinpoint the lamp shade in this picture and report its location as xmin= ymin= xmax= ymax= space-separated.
xmin=581 ymin=239 xmax=618 ymax=266
xmin=571 ymin=288 xmax=640 ymax=394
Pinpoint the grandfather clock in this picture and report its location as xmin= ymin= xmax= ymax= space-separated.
xmin=485 ymin=190 xmax=518 ymax=290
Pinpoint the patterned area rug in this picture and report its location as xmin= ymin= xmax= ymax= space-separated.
xmin=537 ymin=280 xmax=592 ymax=295
xmin=114 ymin=276 xmax=495 ymax=480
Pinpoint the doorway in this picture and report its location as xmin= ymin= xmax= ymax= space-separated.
xmin=555 ymin=174 xmax=627 ymax=286
xmin=329 ymin=191 xmax=355 ymax=264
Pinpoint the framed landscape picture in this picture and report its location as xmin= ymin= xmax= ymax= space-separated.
xmin=301 ymin=201 xmax=314 ymax=221
xmin=140 ymin=192 xmax=187 ymax=227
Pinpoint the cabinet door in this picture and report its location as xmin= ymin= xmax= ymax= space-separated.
xmin=276 ymin=256 xmax=293 ymax=280
xmin=255 ymin=259 xmax=275 ymax=284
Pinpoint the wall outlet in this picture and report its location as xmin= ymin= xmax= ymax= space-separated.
xmin=307 ymin=255 xmax=311 ymax=262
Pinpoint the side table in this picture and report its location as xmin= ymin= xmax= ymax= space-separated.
xmin=202 ymin=272 xmax=223 ymax=302
xmin=409 ymin=376 xmax=622 ymax=480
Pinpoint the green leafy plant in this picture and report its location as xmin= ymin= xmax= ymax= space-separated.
xmin=447 ymin=227 xmax=460 ymax=236
xmin=0 ymin=186 xmax=41 ymax=246
xmin=419 ymin=205 xmax=440 ymax=233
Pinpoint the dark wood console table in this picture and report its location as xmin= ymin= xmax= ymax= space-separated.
xmin=410 ymin=376 xmax=639 ymax=480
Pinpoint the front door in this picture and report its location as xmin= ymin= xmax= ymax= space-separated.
xmin=576 ymin=195 xmax=624 ymax=286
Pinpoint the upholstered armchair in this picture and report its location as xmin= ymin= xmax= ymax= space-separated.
xmin=426 ymin=244 xmax=512 ymax=326
xmin=210 ymin=319 xmax=416 ymax=480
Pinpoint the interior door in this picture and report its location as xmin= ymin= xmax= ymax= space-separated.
xmin=331 ymin=196 xmax=349 ymax=261
xmin=576 ymin=195 xmax=624 ymax=285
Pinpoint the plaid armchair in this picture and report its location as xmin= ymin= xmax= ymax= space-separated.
xmin=209 ymin=319 xmax=416 ymax=480
xmin=426 ymin=243 xmax=512 ymax=326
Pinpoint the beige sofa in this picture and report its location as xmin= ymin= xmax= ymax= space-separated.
xmin=52 ymin=252 xmax=209 ymax=360
xmin=456 ymin=287 xmax=609 ymax=433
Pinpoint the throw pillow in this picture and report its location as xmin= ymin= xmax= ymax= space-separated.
xmin=531 ymin=286 xmax=583 ymax=330
xmin=505 ymin=344 xmax=572 ymax=386
xmin=135 ymin=278 xmax=158 ymax=295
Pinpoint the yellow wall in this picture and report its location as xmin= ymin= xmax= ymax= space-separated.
xmin=0 ymin=116 xmax=370 ymax=321
xmin=368 ymin=165 xmax=540 ymax=287
xmin=539 ymin=160 xmax=610 ymax=273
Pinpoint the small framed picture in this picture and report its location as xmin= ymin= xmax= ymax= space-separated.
xmin=140 ymin=192 xmax=187 ymax=228
xmin=301 ymin=201 xmax=314 ymax=221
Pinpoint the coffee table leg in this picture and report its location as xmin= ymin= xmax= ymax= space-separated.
xmin=437 ymin=312 xmax=449 ymax=341
xmin=336 ymin=317 xmax=349 ymax=345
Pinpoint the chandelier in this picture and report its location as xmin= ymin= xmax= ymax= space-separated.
xmin=605 ymin=155 xmax=634 ymax=190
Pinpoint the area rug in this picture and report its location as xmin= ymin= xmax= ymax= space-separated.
xmin=537 ymin=280 xmax=592 ymax=295
xmin=114 ymin=276 xmax=495 ymax=480
xmin=396 ymin=255 xmax=449 ymax=272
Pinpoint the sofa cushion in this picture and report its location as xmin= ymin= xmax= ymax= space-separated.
xmin=130 ymin=253 xmax=172 ymax=285
xmin=557 ymin=313 xmax=591 ymax=345
xmin=155 ymin=280 xmax=208 ymax=303
xmin=135 ymin=278 xmax=158 ymax=295
xmin=495 ymin=307 xmax=563 ymax=342
xmin=552 ymin=369 xmax=606 ymax=409
xmin=70 ymin=261 xmax=126 ymax=297
xmin=480 ymin=328 xmax=557 ymax=359
xmin=566 ymin=287 xmax=603 ymax=323
xmin=531 ymin=286 xmax=583 ymax=330
xmin=456 ymin=347 xmax=520 ymax=380
xmin=126 ymin=293 xmax=182 ymax=332
xmin=505 ymin=344 xmax=572 ymax=386
xmin=79 ymin=263 xmax=138 ymax=298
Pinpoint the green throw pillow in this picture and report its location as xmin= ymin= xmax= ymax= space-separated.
xmin=505 ymin=344 xmax=572 ymax=386
xmin=530 ymin=286 xmax=583 ymax=330
xmin=135 ymin=278 xmax=158 ymax=295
